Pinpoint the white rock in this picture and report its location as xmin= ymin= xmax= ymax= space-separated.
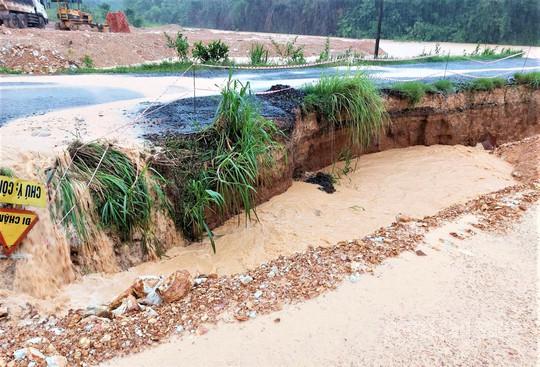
xmin=13 ymin=349 xmax=26 ymax=360
xmin=46 ymin=355 xmax=68 ymax=367
xmin=239 ymin=274 xmax=253 ymax=284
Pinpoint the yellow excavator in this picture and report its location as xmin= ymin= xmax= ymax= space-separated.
xmin=51 ymin=0 xmax=108 ymax=31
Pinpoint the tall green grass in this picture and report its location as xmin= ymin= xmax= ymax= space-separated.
xmin=514 ymin=72 xmax=540 ymax=89
xmin=54 ymin=142 xmax=170 ymax=251
xmin=163 ymin=78 xmax=281 ymax=252
xmin=249 ymin=43 xmax=269 ymax=65
xmin=303 ymin=73 xmax=388 ymax=147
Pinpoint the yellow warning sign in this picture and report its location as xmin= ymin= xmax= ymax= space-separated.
xmin=0 ymin=208 xmax=38 ymax=255
xmin=0 ymin=175 xmax=47 ymax=208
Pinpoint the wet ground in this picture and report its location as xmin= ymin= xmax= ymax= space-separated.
xmin=142 ymin=86 xmax=304 ymax=137
xmin=1 ymin=57 xmax=538 ymax=129
xmin=0 ymin=81 xmax=142 ymax=126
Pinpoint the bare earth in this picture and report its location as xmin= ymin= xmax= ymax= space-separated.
xmin=0 ymin=25 xmax=377 ymax=73
xmin=105 ymin=204 xmax=539 ymax=367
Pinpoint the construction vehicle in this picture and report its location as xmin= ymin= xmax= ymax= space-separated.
xmin=0 ymin=0 xmax=48 ymax=28
xmin=51 ymin=0 xmax=108 ymax=31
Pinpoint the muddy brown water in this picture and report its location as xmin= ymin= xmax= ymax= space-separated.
xmin=1 ymin=144 xmax=515 ymax=314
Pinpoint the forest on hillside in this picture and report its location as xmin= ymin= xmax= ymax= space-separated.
xmin=116 ymin=0 xmax=538 ymax=45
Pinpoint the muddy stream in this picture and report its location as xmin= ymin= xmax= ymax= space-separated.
xmin=3 ymin=143 xmax=514 ymax=315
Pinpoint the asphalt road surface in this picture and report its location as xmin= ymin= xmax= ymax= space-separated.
xmin=1 ymin=57 xmax=539 ymax=126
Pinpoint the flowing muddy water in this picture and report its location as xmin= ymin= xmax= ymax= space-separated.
xmin=46 ymin=144 xmax=516 ymax=312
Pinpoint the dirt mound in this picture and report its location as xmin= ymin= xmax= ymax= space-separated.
xmin=495 ymin=135 xmax=540 ymax=183
xmin=0 ymin=43 xmax=72 ymax=73
xmin=106 ymin=12 xmax=131 ymax=33
xmin=0 ymin=25 xmax=377 ymax=74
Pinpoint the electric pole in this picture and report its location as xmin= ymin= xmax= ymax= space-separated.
xmin=374 ymin=0 xmax=384 ymax=59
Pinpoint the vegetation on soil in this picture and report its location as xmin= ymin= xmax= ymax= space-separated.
xmin=467 ymin=77 xmax=506 ymax=92
xmin=514 ymin=72 xmax=540 ymax=90
xmin=271 ymin=37 xmax=306 ymax=65
xmin=82 ymin=55 xmax=94 ymax=68
xmin=154 ymin=77 xmax=281 ymax=252
xmin=303 ymin=73 xmax=388 ymax=148
xmin=318 ymin=37 xmax=331 ymax=62
xmin=432 ymin=79 xmax=454 ymax=94
xmin=52 ymin=142 xmax=169 ymax=253
xmin=192 ymin=40 xmax=230 ymax=64
xmin=66 ymin=60 xmax=194 ymax=74
xmin=165 ymin=32 xmax=190 ymax=61
xmin=249 ymin=43 xmax=269 ymax=66
xmin=391 ymin=81 xmax=437 ymax=105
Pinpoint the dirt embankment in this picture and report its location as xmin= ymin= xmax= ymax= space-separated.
xmin=0 ymin=25 xmax=377 ymax=73
xmin=0 ymin=86 xmax=538 ymax=304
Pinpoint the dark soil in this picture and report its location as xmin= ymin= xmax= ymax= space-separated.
xmin=141 ymin=85 xmax=304 ymax=141
xmin=305 ymin=172 xmax=336 ymax=194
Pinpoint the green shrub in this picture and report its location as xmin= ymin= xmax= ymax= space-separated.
xmin=271 ymin=37 xmax=306 ymax=64
xmin=391 ymin=81 xmax=436 ymax=105
xmin=165 ymin=32 xmax=190 ymax=60
xmin=467 ymin=77 xmax=506 ymax=91
xmin=303 ymin=73 xmax=388 ymax=147
xmin=192 ymin=40 xmax=229 ymax=63
xmin=82 ymin=55 xmax=94 ymax=68
xmin=249 ymin=43 xmax=269 ymax=65
xmin=514 ymin=72 xmax=540 ymax=89
xmin=318 ymin=37 xmax=331 ymax=62
xmin=432 ymin=79 xmax=454 ymax=94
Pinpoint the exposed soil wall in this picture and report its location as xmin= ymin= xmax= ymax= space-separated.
xmin=253 ymin=85 xmax=540 ymax=212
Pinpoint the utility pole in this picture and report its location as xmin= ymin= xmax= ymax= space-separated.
xmin=374 ymin=0 xmax=384 ymax=59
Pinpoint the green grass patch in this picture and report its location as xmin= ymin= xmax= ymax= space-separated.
xmin=0 ymin=67 xmax=21 ymax=74
xmin=514 ymin=72 xmax=540 ymax=89
xmin=432 ymin=79 xmax=454 ymax=94
xmin=302 ymin=73 xmax=388 ymax=148
xmin=390 ymin=81 xmax=437 ymax=105
xmin=64 ymin=61 xmax=195 ymax=74
xmin=467 ymin=77 xmax=506 ymax=91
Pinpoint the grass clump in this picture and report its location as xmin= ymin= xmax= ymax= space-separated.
xmin=156 ymin=77 xmax=281 ymax=252
xmin=514 ymin=72 xmax=540 ymax=89
xmin=391 ymin=81 xmax=437 ymax=105
xmin=82 ymin=55 xmax=94 ymax=68
xmin=303 ymin=73 xmax=388 ymax=148
xmin=432 ymin=79 xmax=454 ymax=94
xmin=467 ymin=77 xmax=506 ymax=91
xmin=249 ymin=43 xmax=269 ymax=65
xmin=54 ymin=142 xmax=169 ymax=249
xmin=271 ymin=37 xmax=306 ymax=64
xmin=318 ymin=37 xmax=331 ymax=62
